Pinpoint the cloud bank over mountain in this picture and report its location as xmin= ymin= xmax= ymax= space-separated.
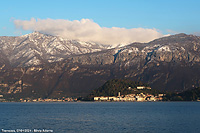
xmin=14 ymin=18 xmax=163 ymax=45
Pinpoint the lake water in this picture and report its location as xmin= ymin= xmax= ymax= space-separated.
xmin=0 ymin=102 xmax=200 ymax=133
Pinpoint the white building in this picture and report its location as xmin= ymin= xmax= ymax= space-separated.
xmin=137 ymin=86 xmax=146 ymax=89
xmin=108 ymin=97 xmax=116 ymax=101
xmin=94 ymin=97 xmax=101 ymax=101
xmin=94 ymin=96 xmax=109 ymax=101
xmin=113 ymin=97 xmax=120 ymax=101
xmin=135 ymin=95 xmax=145 ymax=101
xmin=149 ymin=96 xmax=156 ymax=101
xmin=137 ymin=86 xmax=151 ymax=90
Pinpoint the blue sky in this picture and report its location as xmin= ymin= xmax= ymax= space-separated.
xmin=1 ymin=0 xmax=200 ymax=44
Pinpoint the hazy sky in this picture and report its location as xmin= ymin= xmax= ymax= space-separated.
xmin=1 ymin=0 xmax=200 ymax=45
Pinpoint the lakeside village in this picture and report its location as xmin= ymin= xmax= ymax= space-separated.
xmin=0 ymin=95 xmax=78 ymax=102
xmin=0 ymin=86 xmax=166 ymax=102
xmin=94 ymin=86 xmax=166 ymax=102
xmin=19 ymin=97 xmax=78 ymax=102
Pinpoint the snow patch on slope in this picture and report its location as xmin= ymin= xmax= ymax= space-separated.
xmin=158 ymin=46 xmax=171 ymax=52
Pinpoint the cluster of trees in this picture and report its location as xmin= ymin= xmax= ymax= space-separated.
xmin=90 ymin=79 xmax=148 ymax=97
xmin=163 ymin=87 xmax=200 ymax=101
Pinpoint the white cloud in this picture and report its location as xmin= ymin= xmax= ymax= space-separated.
xmin=193 ymin=32 xmax=200 ymax=36
xmin=14 ymin=18 xmax=164 ymax=46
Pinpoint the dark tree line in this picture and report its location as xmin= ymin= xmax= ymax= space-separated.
xmin=90 ymin=79 xmax=149 ymax=97
xmin=163 ymin=87 xmax=200 ymax=101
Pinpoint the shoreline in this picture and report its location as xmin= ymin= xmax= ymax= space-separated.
xmin=0 ymin=100 xmax=199 ymax=103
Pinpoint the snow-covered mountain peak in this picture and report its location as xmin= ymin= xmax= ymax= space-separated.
xmin=0 ymin=32 xmax=112 ymax=67
xmin=22 ymin=31 xmax=45 ymax=37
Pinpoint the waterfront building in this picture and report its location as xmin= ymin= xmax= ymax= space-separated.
xmin=93 ymin=92 xmax=164 ymax=102
xmin=137 ymin=86 xmax=151 ymax=90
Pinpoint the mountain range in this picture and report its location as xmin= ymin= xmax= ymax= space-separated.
xmin=0 ymin=31 xmax=111 ymax=67
xmin=0 ymin=32 xmax=200 ymax=98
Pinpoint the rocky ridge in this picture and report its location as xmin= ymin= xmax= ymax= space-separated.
xmin=0 ymin=32 xmax=111 ymax=67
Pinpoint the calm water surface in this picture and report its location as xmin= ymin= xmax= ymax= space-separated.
xmin=0 ymin=102 xmax=200 ymax=133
